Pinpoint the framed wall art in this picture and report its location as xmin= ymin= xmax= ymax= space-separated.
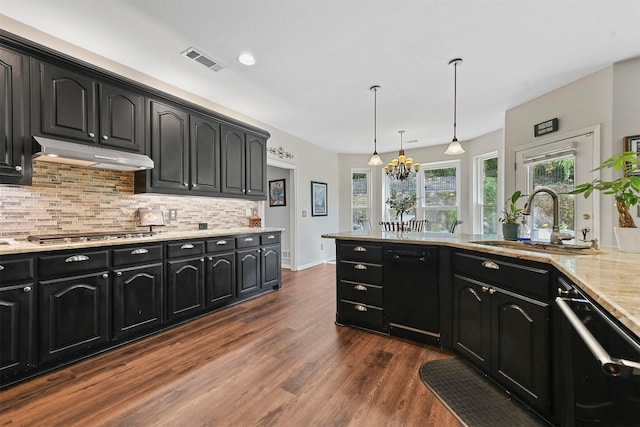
xmin=269 ymin=179 xmax=286 ymax=207
xmin=624 ymin=134 xmax=640 ymax=176
xmin=311 ymin=181 xmax=328 ymax=216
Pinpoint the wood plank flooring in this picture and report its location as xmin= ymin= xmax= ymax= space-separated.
xmin=1 ymin=263 xmax=461 ymax=427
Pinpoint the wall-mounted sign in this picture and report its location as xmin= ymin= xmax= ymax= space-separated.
xmin=534 ymin=118 xmax=559 ymax=137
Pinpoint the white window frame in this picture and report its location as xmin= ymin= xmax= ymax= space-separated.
xmin=473 ymin=151 xmax=498 ymax=235
xmin=419 ymin=159 xmax=461 ymax=232
xmin=351 ymin=168 xmax=372 ymax=229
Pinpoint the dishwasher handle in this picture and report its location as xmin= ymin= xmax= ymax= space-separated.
xmin=556 ymin=297 xmax=640 ymax=377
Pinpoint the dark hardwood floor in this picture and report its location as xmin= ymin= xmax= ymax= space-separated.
xmin=1 ymin=263 xmax=460 ymax=427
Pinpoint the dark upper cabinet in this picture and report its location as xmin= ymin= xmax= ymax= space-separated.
xmin=190 ymin=112 xmax=221 ymax=195
xmin=148 ymin=100 xmax=189 ymax=191
xmin=0 ymin=284 xmax=36 ymax=380
xmin=221 ymin=125 xmax=266 ymax=198
xmin=32 ymin=60 xmax=144 ymax=152
xmin=0 ymin=46 xmax=31 ymax=185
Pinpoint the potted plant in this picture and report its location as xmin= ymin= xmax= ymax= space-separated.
xmin=499 ymin=190 xmax=523 ymax=241
xmin=385 ymin=190 xmax=416 ymax=223
xmin=571 ymin=151 xmax=640 ymax=252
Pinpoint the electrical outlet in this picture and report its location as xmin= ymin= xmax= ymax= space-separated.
xmin=168 ymin=209 xmax=178 ymax=221
xmin=302 ymin=210 xmax=307 ymax=217
xmin=321 ymin=243 xmax=324 ymax=250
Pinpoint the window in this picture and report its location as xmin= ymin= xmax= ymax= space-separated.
xmin=384 ymin=177 xmax=417 ymax=221
xmin=474 ymin=153 xmax=498 ymax=234
xmin=351 ymin=169 xmax=371 ymax=230
xmin=421 ymin=161 xmax=460 ymax=232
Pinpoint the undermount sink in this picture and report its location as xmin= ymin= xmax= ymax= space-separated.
xmin=470 ymin=240 xmax=602 ymax=255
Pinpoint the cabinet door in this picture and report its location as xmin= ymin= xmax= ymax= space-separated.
xmin=150 ymin=101 xmax=189 ymax=191
xmin=166 ymin=257 xmax=205 ymax=321
xmin=492 ymin=290 xmax=550 ymax=414
xmin=190 ymin=113 xmax=221 ymax=194
xmin=39 ymin=272 xmax=109 ymax=363
xmin=245 ymin=134 xmax=266 ymax=197
xmin=112 ymin=264 xmax=163 ymax=340
xmin=452 ymin=275 xmax=491 ymax=372
xmin=0 ymin=284 xmax=35 ymax=378
xmin=221 ymin=125 xmax=245 ymax=195
xmin=261 ymin=244 xmax=281 ymax=290
xmin=98 ymin=82 xmax=144 ymax=152
xmin=0 ymin=47 xmax=30 ymax=185
xmin=206 ymin=252 xmax=235 ymax=309
xmin=35 ymin=61 xmax=97 ymax=143
xmin=236 ymin=248 xmax=260 ymax=297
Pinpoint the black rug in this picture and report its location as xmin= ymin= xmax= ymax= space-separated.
xmin=419 ymin=358 xmax=549 ymax=427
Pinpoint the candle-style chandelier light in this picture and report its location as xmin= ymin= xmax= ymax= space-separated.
xmin=384 ymin=130 xmax=420 ymax=181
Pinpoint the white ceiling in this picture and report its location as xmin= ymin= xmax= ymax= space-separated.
xmin=2 ymin=1 xmax=639 ymax=154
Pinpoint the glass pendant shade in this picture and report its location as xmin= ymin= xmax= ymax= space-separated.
xmin=444 ymin=138 xmax=465 ymax=155
xmin=368 ymin=152 xmax=383 ymax=166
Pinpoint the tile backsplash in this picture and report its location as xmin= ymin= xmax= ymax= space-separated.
xmin=0 ymin=162 xmax=258 ymax=241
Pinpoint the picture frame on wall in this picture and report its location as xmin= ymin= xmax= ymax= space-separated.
xmin=624 ymin=134 xmax=640 ymax=176
xmin=311 ymin=181 xmax=328 ymax=216
xmin=269 ymin=179 xmax=286 ymax=207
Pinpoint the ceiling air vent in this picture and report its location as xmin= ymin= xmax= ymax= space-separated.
xmin=181 ymin=47 xmax=225 ymax=72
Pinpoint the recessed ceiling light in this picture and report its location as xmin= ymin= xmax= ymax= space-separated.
xmin=238 ymin=53 xmax=256 ymax=66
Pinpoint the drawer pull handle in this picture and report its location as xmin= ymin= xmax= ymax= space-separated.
xmin=65 ymin=255 xmax=89 ymax=263
xmin=181 ymin=244 xmax=195 ymax=249
xmin=131 ymin=248 xmax=149 ymax=255
xmin=354 ymin=284 xmax=367 ymax=291
xmin=267 ymin=235 xmax=276 ymax=239
xmin=354 ymin=305 xmax=368 ymax=312
xmin=353 ymin=246 xmax=367 ymax=252
xmin=244 ymin=237 xmax=254 ymax=242
xmin=0 ymin=265 xmax=4 ymax=271
xmin=354 ymin=264 xmax=367 ymax=270
xmin=216 ymin=240 xmax=228 ymax=245
xmin=482 ymin=260 xmax=499 ymax=270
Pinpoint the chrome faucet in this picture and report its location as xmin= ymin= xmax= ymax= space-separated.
xmin=522 ymin=188 xmax=573 ymax=245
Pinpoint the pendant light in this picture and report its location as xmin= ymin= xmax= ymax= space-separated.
xmin=385 ymin=130 xmax=419 ymax=181
xmin=444 ymin=58 xmax=465 ymax=155
xmin=367 ymin=85 xmax=384 ymax=166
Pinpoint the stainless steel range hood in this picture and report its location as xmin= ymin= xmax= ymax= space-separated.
xmin=32 ymin=136 xmax=154 ymax=171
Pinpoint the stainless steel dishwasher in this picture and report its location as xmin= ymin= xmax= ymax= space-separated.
xmin=384 ymin=246 xmax=439 ymax=344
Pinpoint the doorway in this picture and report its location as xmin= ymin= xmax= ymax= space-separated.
xmin=263 ymin=159 xmax=297 ymax=270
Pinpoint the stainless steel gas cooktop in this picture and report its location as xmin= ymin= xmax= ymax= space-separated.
xmin=27 ymin=231 xmax=156 ymax=245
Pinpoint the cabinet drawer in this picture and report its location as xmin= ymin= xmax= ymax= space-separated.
xmin=236 ymin=235 xmax=260 ymax=249
xmin=338 ymin=300 xmax=384 ymax=332
xmin=38 ymin=250 xmax=109 ymax=278
xmin=112 ymin=245 xmax=163 ymax=267
xmin=0 ymin=257 xmax=34 ymax=284
xmin=339 ymin=243 xmax=383 ymax=263
xmin=260 ymin=233 xmax=280 ymax=245
xmin=206 ymin=237 xmax=235 ymax=253
xmin=339 ymin=261 xmax=383 ymax=284
xmin=453 ymin=252 xmax=550 ymax=299
xmin=338 ymin=280 xmax=383 ymax=307
xmin=167 ymin=241 xmax=205 ymax=259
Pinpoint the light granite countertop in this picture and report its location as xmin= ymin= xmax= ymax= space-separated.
xmin=322 ymin=230 xmax=640 ymax=339
xmin=0 ymin=227 xmax=282 ymax=255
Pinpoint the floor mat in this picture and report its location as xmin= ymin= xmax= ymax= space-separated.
xmin=419 ymin=358 xmax=549 ymax=427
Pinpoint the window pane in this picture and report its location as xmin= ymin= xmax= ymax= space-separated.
xmin=481 ymin=157 xmax=498 ymax=234
xmin=424 ymin=208 xmax=458 ymax=232
xmin=351 ymin=171 xmax=370 ymax=230
xmin=424 ymin=168 xmax=457 ymax=207
xmin=385 ymin=178 xmax=416 ymax=220
xmin=529 ymin=157 xmax=575 ymax=240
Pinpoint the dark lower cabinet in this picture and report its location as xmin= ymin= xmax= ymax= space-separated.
xmin=261 ymin=244 xmax=281 ymax=290
xmin=236 ymin=248 xmax=261 ymax=297
xmin=39 ymin=272 xmax=110 ymax=364
xmin=112 ymin=264 xmax=163 ymax=340
xmin=0 ymin=284 xmax=35 ymax=380
xmin=166 ymin=257 xmax=205 ymax=321
xmin=453 ymin=274 xmax=550 ymax=415
xmin=205 ymin=252 xmax=235 ymax=309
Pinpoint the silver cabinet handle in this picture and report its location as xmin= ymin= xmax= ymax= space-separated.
xmin=354 ymin=305 xmax=368 ymax=312
xmin=131 ymin=248 xmax=149 ymax=255
xmin=208 ymin=257 xmax=213 ymax=261
xmin=267 ymin=235 xmax=276 ymax=239
xmin=556 ymin=297 xmax=640 ymax=377
xmin=200 ymin=258 xmax=205 ymax=262
xmin=65 ymin=255 xmax=89 ymax=263
xmin=481 ymin=286 xmax=496 ymax=294
xmin=354 ymin=284 xmax=367 ymax=291
xmin=102 ymin=135 xmax=109 ymax=140
xmin=15 ymin=165 xmax=22 ymax=172
xmin=116 ymin=272 xmax=123 ymax=277
xmin=184 ymin=183 xmax=188 ymax=187
xmin=88 ymin=132 xmax=95 ymax=137
xmin=482 ymin=260 xmax=499 ymax=270
xmin=181 ymin=244 xmax=194 ymax=249
xmin=102 ymin=273 xmax=109 ymax=278
xmin=354 ymin=264 xmax=367 ymax=270
xmin=0 ymin=265 xmax=4 ymax=271
xmin=244 ymin=237 xmax=254 ymax=242
xmin=23 ymin=286 xmax=31 ymax=293
xmin=354 ymin=246 xmax=367 ymax=252
xmin=216 ymin=240 xmax=228 ymax=245
xmin=193 ymin=184 xmax=197 ymax=188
